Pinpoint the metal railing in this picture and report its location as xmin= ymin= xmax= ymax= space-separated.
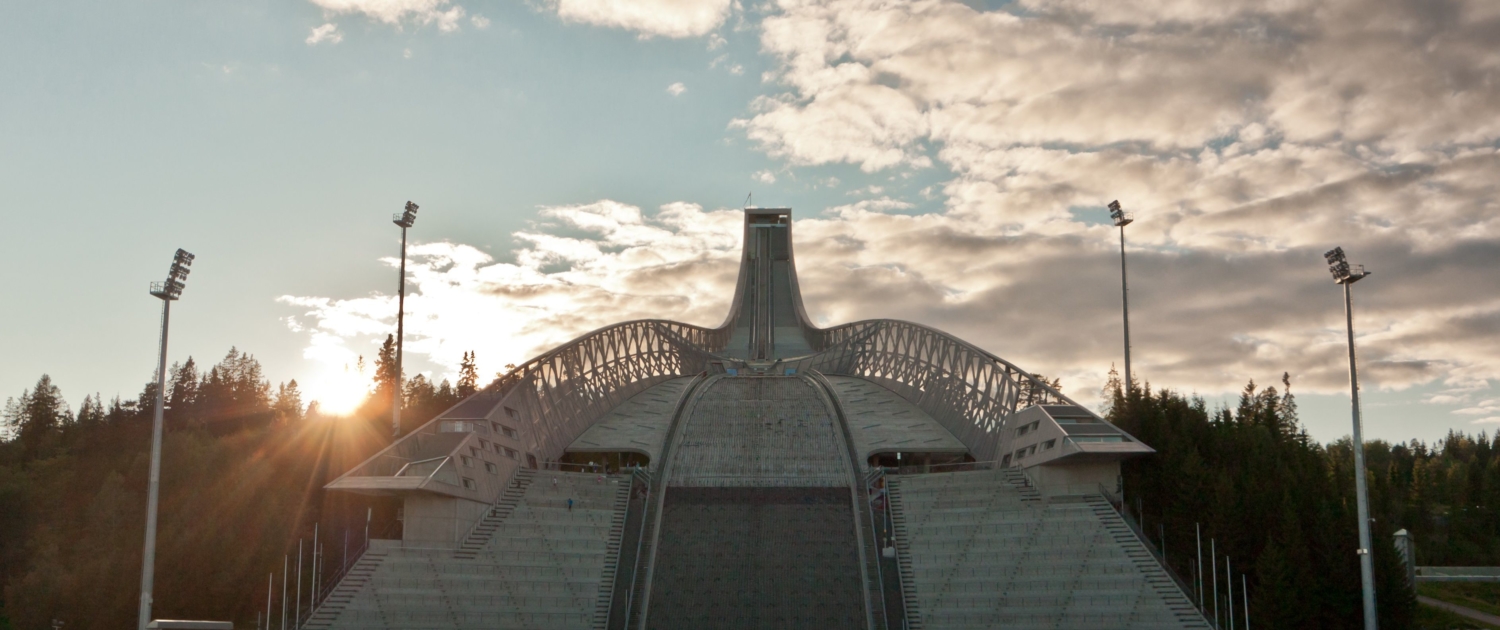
xmin=455 ymin=466 xmax=529 ymax=553
xmin=296 ymin=520 xmax=397 ymax=629
xmin=618 ymin=466 xmax=653 ymax=627
xmin=597 ymin=467 xmax=645 ymax=628
xmin=878 ymin=459 xmax=1008 ymax=476
xmin=804 ymin=371 xmax=883 ymax=630
xmin=866 ymin=467 xmax=901 ymax=630
xmin=1097 ymin=483 xmax=1205 ymax=622
xmin=632 ymin=374 xmax=719 ymax=629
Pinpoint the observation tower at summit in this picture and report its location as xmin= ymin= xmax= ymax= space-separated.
xmin=311 ymin=208 xmax=1210 ymax=629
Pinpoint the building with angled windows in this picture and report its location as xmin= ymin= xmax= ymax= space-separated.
xmin=305 ymin=208 xmax=1210 ymax=630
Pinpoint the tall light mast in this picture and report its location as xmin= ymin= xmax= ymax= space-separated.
xmin=137 ymin=248 xmax=194 ymax=630
xmin=1325 ymin=245 xmax=1378 ymax=630
xmin=1108 ymin=200 xmax=1135 ymax=393
xmin=391 ymin=201 xmax=418 ymax=436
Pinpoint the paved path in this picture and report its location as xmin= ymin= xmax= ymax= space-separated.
xmin=1420 ymin=595 xmax=1500 ymax=627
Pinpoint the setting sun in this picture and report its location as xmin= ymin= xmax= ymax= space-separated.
xmin=304 ymin=362 xmax=370 ymax=417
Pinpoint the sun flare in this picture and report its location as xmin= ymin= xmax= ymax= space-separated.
xmin=304 ymin=362 xmax=370 ymax=417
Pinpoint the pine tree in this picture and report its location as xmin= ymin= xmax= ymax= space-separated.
xmin=166 ymin=357 xmax=200 ymax=422
xmin=1102 ymin=363 xmax=1124 ymax=417
xmin=372 ymin=334 xmax=400 ymax=408
xmin=18 ymin=374 xmax=71 ymax=454
xmin=273 ymin=380 xmax=304 ymax=423
xmin=457 ymin=351 xmax=478 ymax=398
xmin=1 ymin=396 xmax=20 ymax=442
xmin=75 ymin=394 xmax=105 ymax=428
xmin=404 ymin=374 xmax=435 ymax=414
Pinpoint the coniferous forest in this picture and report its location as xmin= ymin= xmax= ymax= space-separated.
xmin=0 ymin=354 xmax=1495 ymax=628
xmin=1109 ymin=371 xmax=1499 ymax=630
xmin=0 ymin=338 xmax=483 ymax=629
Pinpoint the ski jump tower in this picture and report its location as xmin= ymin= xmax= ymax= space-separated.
xmin=314 ymin=208 xmax=1207 ymax=630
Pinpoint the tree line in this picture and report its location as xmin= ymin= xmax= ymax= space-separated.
xmin=0 ymin=338 xmax=485 ymax=629
xmin=1 ymin=348 xmax=1493 ymax=628
xmin=1110 ymin=370 xmax=1499 ymax=629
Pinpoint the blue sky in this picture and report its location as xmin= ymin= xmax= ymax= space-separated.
xmin=3 ymin=0 xmax=1498 ymax=445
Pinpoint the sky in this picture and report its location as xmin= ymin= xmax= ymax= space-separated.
xmin=2 ymin=0 xmax=1498 ymax=445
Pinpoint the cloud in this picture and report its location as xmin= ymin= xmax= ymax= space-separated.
xmin=717 ymin=0 xmax=1500 ymax=398
xmin=753 ymin=170 xmax=776 ymax=184
xmin=470 ymin=14 xmax=490 ymax=29
xmin=667 ymin=82 xmax=687 ymax=97
xmin=285 ymin=0 xmax=1500 ymax=414
xmin=305 ymin=23 xmax=343 ymax=45
xmin=281 ymin=202 xmax=745 ymax=406
xmin=544 ymin=0 xmax=734 ymax=38
xmin=284 ymin=196 xmax=1500 ymax=416
xmin=308 ymin=0 xmax=466 ymax=32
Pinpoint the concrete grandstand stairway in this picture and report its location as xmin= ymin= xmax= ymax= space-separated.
xmin=888 ymin=469 xmax=1209 ymax=630
xmin=305 ymin=548 xmax=389 ymax=628
xmin=1082 ymin=495 xmax=1207 ymax=627
xmin=306 ymin=470 xmax=631 ymax=630
xmin=454 ymin=469 xmax=536 ymax=560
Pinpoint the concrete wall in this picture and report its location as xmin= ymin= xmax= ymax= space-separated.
xmin=401 ymin=494 xmax=490 ymax=548
xmin=1027 ymin=461 xmax=1121 ymax=497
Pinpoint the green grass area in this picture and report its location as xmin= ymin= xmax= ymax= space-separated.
xmin=1419 ymin=602 xmax=1500 ymax=629
xmin=1422 ymin=582 xmax=1500 ymax=618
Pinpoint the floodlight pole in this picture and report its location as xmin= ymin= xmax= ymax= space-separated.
xmin=1118 ymin=222 xmax=1132 ymax=393
xmin=1342 ymin=275 xmax=1378 ymax=630
xmin=393 ymin=223 xmax=407 ymax=436
xmin=391 ymin=202 xmax=418 ymax=436
xmin=1107 ymin=201 xmax=1135 ymax=393
xmin=137 ymin=249 xmax=193 ymax=630
xmin=136 ymin=295 xmax=172 ymax=630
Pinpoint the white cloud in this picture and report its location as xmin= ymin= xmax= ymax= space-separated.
xmin=305 ymin=23 xmax=343 ymax=45
xmin=545 ymin=0 xmax=734 ymax=38
xmin=285 ymin=0 xmax=1500 ymax=417
xmin=470 ymin=14 xmax=490 ymax=29
xmin=308 ymin=0 xmax=466 ymax=31
xmin=667 ymin=82 xmax=687 ymax=97
xmin=753 ymin=170 xmax=776 ymax=184
xmin=282 ymin=202 xmax=745 ymax=405
xmin=710 ymin=0 xmax=1500 ymax=401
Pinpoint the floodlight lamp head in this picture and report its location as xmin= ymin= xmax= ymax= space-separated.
xmin=151 ymin=248 xmax=194 ymax=300
xmin=1107 ymin=200 xmax=1133 ymax=227
xmin=1323 ymin=246 xmax=1368 ymax=284
xmin=393 ymin=201 xmax=419 ymax=228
